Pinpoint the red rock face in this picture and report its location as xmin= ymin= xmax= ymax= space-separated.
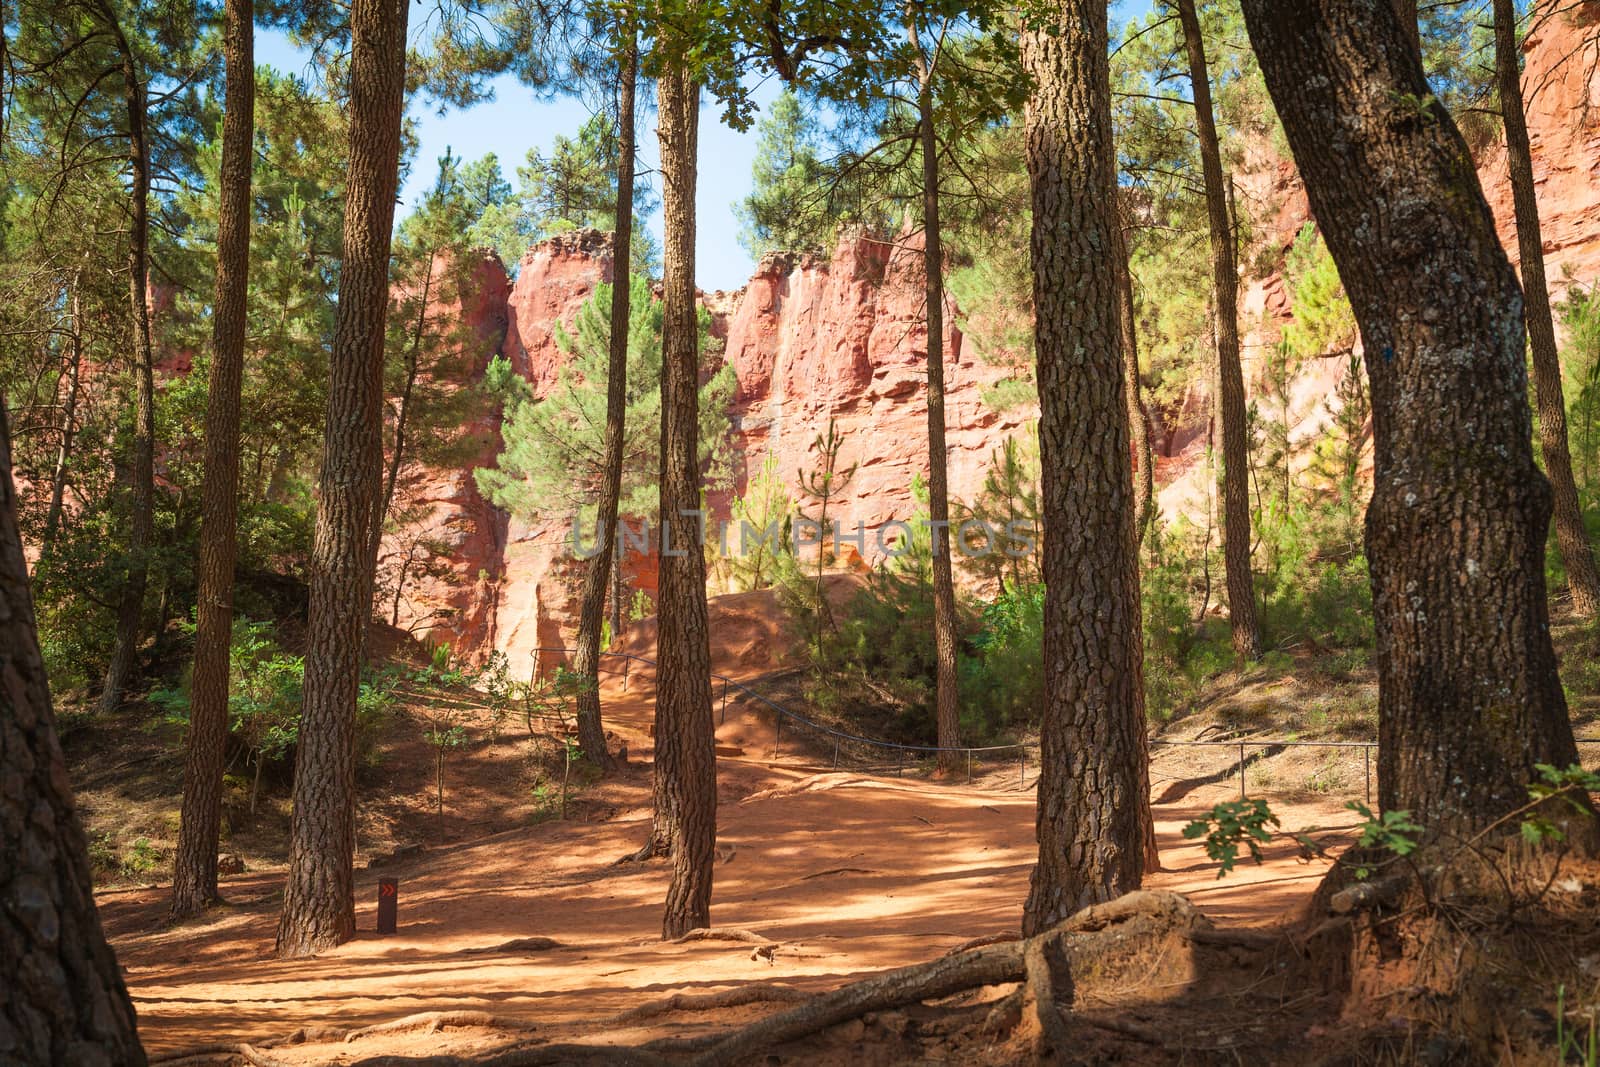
xmin=503 ymin=228 xmax=614 ymax=395
xmin=393 ymin=228 xmax=1040 ymax=669
xmin=376 ymin=250 xmax=512 ymax=660
xmin=722 ymin=230 xmax=1034 ymax=554
xmin=1479 ymin=1 xmax=1600 ymax=303
xmin=497 ymin=232 xmax=619 ymax=675
xmin=394 ymin=13 xmax=1600 ymax=669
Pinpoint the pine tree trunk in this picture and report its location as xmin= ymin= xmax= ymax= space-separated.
xmin=917 ymin=72 xmax=962 ymax=773
xmin=1178 ymin=0 xmax=1260 ymax=659
xmin=610 ymin=549 xmax=624 ymax=639
xmin=171 ymin=0 xmax=255 ymax=921
xmin=1240 ymin=0 xmax=1592 ymax=841
xmin=100 ymin=37 xmax=157 ymax=714
xmin=367 ymin=250 xmax=432 ymax=588
xmin=42 ymin=282 xmax=83 ymax=555
xmin=1495 ymin=0 xmax=1600 ymax=616
xmin=1020 ymin=1 xmax=1151 ymax=935
xmin=1 ymin=403 xmax=147 ymax=1066
xmin=1392 ymin=0 xmax=1420 ymax=53
xmin=654 ymin=54 xmax=716 ymax=938
xmin=573 ymin=31 xmax=637 ymax=775
xmin=276 ymin=0 xmax=408 ymax=958
xmin=1114 ymin=215 xmax=1154 ymax=544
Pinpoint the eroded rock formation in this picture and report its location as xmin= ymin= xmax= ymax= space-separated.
xmin=384 ymin=6 xmax=1600 ymax=669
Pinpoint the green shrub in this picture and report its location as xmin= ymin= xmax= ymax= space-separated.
xmin=151 ymin=617 xmax=396 ymax=810
xmin=958 ymin=583 xmax=1043 ymax=741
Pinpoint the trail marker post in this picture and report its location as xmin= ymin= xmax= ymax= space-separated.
xmin=377 ymin=878 xmax=398 ymax=935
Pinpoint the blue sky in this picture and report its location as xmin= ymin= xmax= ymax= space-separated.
xmin=257 ymin=29 xmax=782 ymax=291
xmin=257 ymin=3 xmax=1150 ymax=292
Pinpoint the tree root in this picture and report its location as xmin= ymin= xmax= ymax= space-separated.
xmin=610 ymin=984 xmax=810 ymax=1026
xmin=1020 ymin=928 xmax=1075 ymax=1056
xmin=668 ymin=927 xmax=775 ymax=947
xmin=148 ymin=1045 xmax=289 ymax=1067
xmin=346 ymin=1043 xmax=668 ymax=1067
xmin=945 ymin=931 xmax=1021 ymax=955
xmin=681 ymin=890 xmax=1203 ymax=1065
xmin=343 ymin=1011 xmax=529 ymax=1042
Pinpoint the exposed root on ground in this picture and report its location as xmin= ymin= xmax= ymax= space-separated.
xmin=668 ymin=927 xmax=774 ymax=947
xmin=343 ymin=1012 xmax=533 ymax=1042
xmin=739 ymin=775 xmax=872 ymax=803
xmin=945 ymin=931 xmax=1021 ymax=955
xmin=681 ymin=890 xmax=1208 ymax=1064
xmin=609 ymin=984 xmax=810 ymax=1025
xmin=149 ymin=1044 xmax=289 ymax=1067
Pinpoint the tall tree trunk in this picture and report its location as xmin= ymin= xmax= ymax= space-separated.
xmin=1113 ymin=219 xmax=1160 ymax=870
xmin=654 ymin=52 xmax=716 ymax=939
xmin=42 ymin=282 xmax=84 ymax=554
xmin=916 ymin=63 xmax=962 ymax=773
xmin=1114 ymin=213 xmax=1154 ymax=544
xmin=610 ymin=548 xmax=624 ymax=641
xmin=1020 ymin=0 xmax=1151 ymax=935
xmin=0 ymin=402 xmax=147 ymax=1066
xmin=367 ymin=250 xmax=432 ymax=589
xmin=573 ymin=30 xmax=637 ymax=775
xmin=99 ymin=34 xmax=157 ymax=714
xmin=1178 ymin=0 xmax=1260 ymax=659
xmin=276 ymin=0 xmax=408 ymax=958
xmin=171 ymin=0 xmax=254 ymax=920
xmin=1240 ymin=0 xmax=1593 ymax=841
xmin=1495 ymin=0 xmax=1600 ymax=616
xmin=1392 ymin=0 xmax=1420 ymax=54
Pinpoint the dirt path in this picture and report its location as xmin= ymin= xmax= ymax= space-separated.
xmin=102 ymin=671 xmax=1352 ymax=1059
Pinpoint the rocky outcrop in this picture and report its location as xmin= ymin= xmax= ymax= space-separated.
xmin=390 ymin=7 xmax=1600 ymax=668
xmin=1157 ymin=4 xmax=1600 ymax=524
xmin=722 ymin=231 xmax=1033 ymax=548
xmin=375 ymin=250 xmax=511 ymax=656
xmin=390 ymin=228 xmax=1037 ymax=667
xmin=1479 ymin=1 xmax=1600 ymax=300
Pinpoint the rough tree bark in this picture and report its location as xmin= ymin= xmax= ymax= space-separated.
xmin=1494 ymin=0 xmax=1600 ymax=616
xmin=42 ymin=280 xmax=83 ymax=554
xmin=914 ymin=59 xmax=962 ymax=774
xmin=572 ymin=29 xmax=637 ymax=775
xmin=99 ymin=21 xmax=157 ymax=714
xmin=1 ymin=403 xmax=147 ymax=1065
xmin=1178 ymin=0 xmax=1260 ymax=659
xmin=1240 ymin=0 xmax=1592 ymax=840
xmin=1392 ymin=0 xmax=1420 ymax=54
xmin=170 ymin=0 xmax=254 ymax=920
xmin=1114 ymin=210 xmax=1154 ymax=544
xmin=654 ymin=51 xmax=717 ymax=938
xmin=276 ymin=0 xmax=408 ymax=957
xmin=367 ymin=248 xmax=432 ymax=588
xmin=1020 ymin=1 xmax=1151 ymax=934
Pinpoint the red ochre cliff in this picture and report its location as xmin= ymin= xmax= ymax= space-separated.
xmin=384 ymin=5 xmax=1600 ymax=670
xmin=383 ymin=227 xmax=1034 ymax=670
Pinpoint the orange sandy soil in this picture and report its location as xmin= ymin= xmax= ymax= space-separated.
xmin=99 ymin=654 xmax=1358 ymax=1063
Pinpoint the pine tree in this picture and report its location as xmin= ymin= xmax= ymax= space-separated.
xmin=1021 ymin=0 xmax=1153 ymax=933
xmin=477 ymin=277 xmax=732 ymax=524
xmin=653 ymin=48 xmax=718 ymax=939
xmin=1 ymin=401 xmax=147 ymax=1065
xmin=276 ymin=0 xmax=410 ymax=959
xmin=1176 ymin=0 xmax=1260 ymax=659
xmin=170 ymin=0 xmax=255 ymax=921
xmin=735 ymin=90 xmax=832 ymax=256
xmin=1492 ymin=0 xmax=1600 ymax=616
xmin=1240 ymin=0 xmax=1593 ymax=841
xmin=570 ymin=23 xmax=640 ymax=773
